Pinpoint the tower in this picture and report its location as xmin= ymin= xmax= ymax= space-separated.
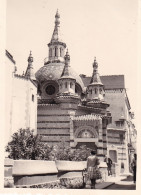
xmin=56 ymin=49 xmax=80 ymax=104
xmin=45 ymin=10 xmax=66 ymax=65
xmin=87 ymin=57 xmax=105 ymax=101
xmin=25 ymin=51 xmax=36 ymax=80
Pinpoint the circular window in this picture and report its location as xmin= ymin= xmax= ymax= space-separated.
xmin=45 ymin=85 xmax=55 ymax=95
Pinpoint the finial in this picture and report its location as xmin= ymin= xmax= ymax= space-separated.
xmin=64 ymin=49 xmax=70 ymax=62
xmin=28 ymin=50 xmax=33 ymax=62
xmin=55 ymin=9 xmax=60 ymax=26
xmin=55 ymin=9 xmax=60 ymax=18
xmin=93 ymin=56 xmax=98 ymax=68
xmin=22 ymin=71 xmax=25 ymax=76
xmin=66 ymin=48 xmax=69 ymax=55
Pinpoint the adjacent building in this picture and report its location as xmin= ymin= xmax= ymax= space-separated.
xmin=5 ymin=50 xmax=37 ymax=146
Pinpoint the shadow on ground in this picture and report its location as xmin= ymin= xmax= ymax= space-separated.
xmin=121 ymin=175 xmax=133 ymax=181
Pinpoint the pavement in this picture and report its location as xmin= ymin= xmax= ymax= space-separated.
xmin=94 ymin=173 xmax=135 ymax=189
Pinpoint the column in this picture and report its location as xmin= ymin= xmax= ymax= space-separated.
xmin=97 ymin=118 xmax=104 ymax=161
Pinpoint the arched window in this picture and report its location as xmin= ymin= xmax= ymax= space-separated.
xmin=49 ymin=48 xmax=52 ymax=57
xmin=70 ymin=82 xmax=73 ymax=88
xmin=60 ymin=48 xmax=62 ymax=57
xmin=99 ymin=88 xmax=102 ymax=94
xmin=55 ymin=47 xmax=57 ymax=57
xmin=95 ymin=88 xmax=97 ymax=94
xmin=65 ymin=82 xmax=67 ymax=88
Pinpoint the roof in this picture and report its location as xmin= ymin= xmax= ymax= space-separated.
xmin=5 ymin=50 xmax=16 ymax=64
xmin=35 ymin=63 xmax=84 ymax=90
xmin=80 ymin=75 xmax=125 ymax=89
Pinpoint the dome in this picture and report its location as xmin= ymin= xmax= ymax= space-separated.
xmin=35 ymin=62 xmax=84 ymax=91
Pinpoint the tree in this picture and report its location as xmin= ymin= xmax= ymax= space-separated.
xmin=5 ymin=128 xmax=51 ymax=160
xmin=6 ymin=128 xmax=91 ymax=161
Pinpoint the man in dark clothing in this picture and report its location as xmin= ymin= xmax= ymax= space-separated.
xmin=104 ymin=155 xmax=113 ymax=176
xmin=131 ymin=153 xmax=137 ymax=183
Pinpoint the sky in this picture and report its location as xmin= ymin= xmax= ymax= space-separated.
xmin=6 ymin=0 xmax=139 ymax=125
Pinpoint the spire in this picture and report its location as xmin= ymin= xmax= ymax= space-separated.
xmin=51 ymin=10 xmax=62 ymax=43
xmin=86 ymin=57 xmax=105 ymax=101
xmin=90 ymin=57 xmax=103 ymax=85
xmin=57 ymin=49 xmax=78 ymax=97
xmin=28 ymin=51 xmax=33 ymax=63
xmin=61 ymin=49 xmax=73 ymax=79
xmin=46 ymin=11 xmax=66 ymax=64
xmin=25 ymin=51 xmax=36 ymax=80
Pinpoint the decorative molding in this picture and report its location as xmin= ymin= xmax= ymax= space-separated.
xmin=74 ymin=125 xmax=98 ymax=138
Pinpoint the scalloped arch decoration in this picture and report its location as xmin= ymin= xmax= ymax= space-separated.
xmin=75 ymin=126 xmax=98 ymax=138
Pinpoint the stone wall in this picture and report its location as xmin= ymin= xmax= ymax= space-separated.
xmin=11 ymin=160 xmax=108 ymax=187
xmin=37 ymin=106 xmax=72 ymax=145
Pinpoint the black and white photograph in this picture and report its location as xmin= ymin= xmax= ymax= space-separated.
xmin=2 ymin=0 xmax=140 ymax=192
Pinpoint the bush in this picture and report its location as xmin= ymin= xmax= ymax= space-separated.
xmin=5 ymin=128 xmax=52 ymax=160
xmin=50 ymin=144 xmax=91 ymax=161
xmin=6 ymin=129 xmax=91 ymax=161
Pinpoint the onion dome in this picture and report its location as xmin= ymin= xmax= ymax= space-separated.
xmin=35 ymin=62 xmax=84 ymax=91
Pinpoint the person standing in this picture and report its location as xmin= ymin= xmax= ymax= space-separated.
xmin=87 ymin=150 xmax=100 ymax=189
xmin=104 ymin=155 xmax=113 ymax=176
xmin=131 ymin=153 xmax=137 ymax=183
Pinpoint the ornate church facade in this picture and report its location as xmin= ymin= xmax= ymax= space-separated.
xmin=5 ymin=11 xmax=136 ymax=175
xmin=35 ymin=11 xmax=111 ymax=160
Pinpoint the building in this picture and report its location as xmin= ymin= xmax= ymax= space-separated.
xmin=5 ymin=50 xmax=37 ymax=146
xmin=81 ymin=74 xmax=137 ymax=174
xmin=35 ymin=11 xmax=111 ymax=161
xmin=5 ymin=11 xmax=136 ymax=175
xmin=35 ymin=11 xmax=136 ymax=173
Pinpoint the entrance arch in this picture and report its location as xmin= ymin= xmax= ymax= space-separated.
xmin=76 ymin=142 xmax=97 ymax=152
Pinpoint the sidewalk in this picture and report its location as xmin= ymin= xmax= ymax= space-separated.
xmin=95 ymin=174 xmax=128 ymax=189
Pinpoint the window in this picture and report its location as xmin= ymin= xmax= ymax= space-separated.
xmin=120 ymin=134 xmax=124 ymax=144
xmin=95 ymin=88 xmax=97 ymax=94
xmin=115 ymin=121 xmax=124 ymax=127
xmin=70 ymin=82 xmax=73 ymax=88
xmin=32 ymin=94 xmax=34 ymax=102
xmin=109 ymin=150 xmax=117 ymax=163
xmin=65 ymin=82 xmax=67 ymax=88
xmin=99 ymin=88 xmax=102 ymax=94
xmin=45 ymin=85 xmax=56 ymax=95
xmin=60 ymin=48 xmax=62 ymax=57
xmin=49 ymin=48 xmax=52 ymax=57
xmin=55 ymin=47 xmax=57 ymax=57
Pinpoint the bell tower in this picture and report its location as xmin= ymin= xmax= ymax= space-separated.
xmin=45 ymin=10 xmax=66 ymax=64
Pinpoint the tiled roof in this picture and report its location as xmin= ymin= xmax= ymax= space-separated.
xmin=80 ymin=75 xmax=125 ymax=89
xmin=35 ymin=63 xmax=84 ymax=90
